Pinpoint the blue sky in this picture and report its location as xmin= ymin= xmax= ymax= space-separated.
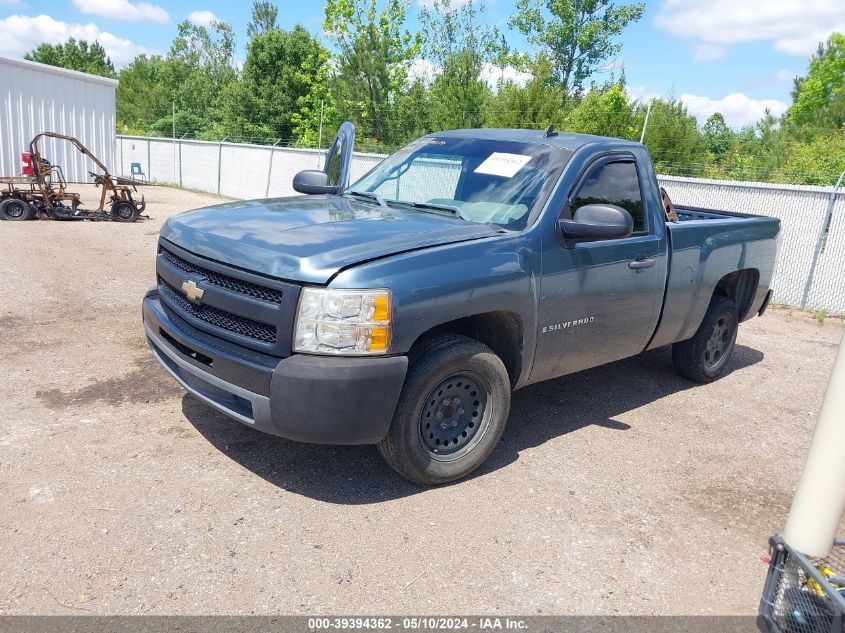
xmin=2 ymin=0 xmax=844 ymax=127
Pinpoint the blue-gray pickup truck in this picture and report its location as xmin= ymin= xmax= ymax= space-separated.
xmin=143 ymin=124 xmax=780 ymax=484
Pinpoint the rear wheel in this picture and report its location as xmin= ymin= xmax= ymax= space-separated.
xmin=0 ymin=198 xmax=35 ymax=221
xmin=111 ymin=201 xmax=140 ymax=222
xmin=377 ymin=334 xmax=511 ymax=485
xmin=672 ymin=295 xmax=738 ymax=382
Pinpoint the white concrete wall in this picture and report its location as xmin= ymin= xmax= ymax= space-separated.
xmin=116 ymin=135 xmax=845 ymax=312
xmin=0 ymin=56 xmax=117 ymax=183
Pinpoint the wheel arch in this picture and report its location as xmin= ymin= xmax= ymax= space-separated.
xmin=713 ymin=268 xmax=760 ymax=321
xmin=408 ymin=311 xmax=525 ymax=389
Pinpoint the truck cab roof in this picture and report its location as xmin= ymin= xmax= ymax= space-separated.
xmin=428 ymin=128 xmax=644 ymax=153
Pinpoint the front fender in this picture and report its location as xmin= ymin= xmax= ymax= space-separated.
xmin=329 ymin=233 xmax=539 ymax=387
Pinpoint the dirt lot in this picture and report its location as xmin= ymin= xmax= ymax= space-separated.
xmin=0 ymin=183 xmax=842 ymax=616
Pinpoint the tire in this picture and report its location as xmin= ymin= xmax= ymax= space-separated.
xmin=111 ymin=201 xmax=140 ymax=223
xmin=377 ymin=334 xmax=511 ymax=485
xmin=0 ymin=198 xmax=35 ymax=221
xmin=672 ymin=295 xmax=738 ymax=383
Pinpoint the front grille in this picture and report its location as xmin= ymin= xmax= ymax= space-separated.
xmin=160 ymin=247 xmax=284 ymax=305
xmin=158 ymin=278 xmax=277 ymax=344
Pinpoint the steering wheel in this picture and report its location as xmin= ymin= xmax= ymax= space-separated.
xmin=89 ymin=171 xmax=104 ymax=186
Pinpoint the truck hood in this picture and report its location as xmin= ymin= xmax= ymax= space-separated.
xmin=160 ymin=195 xmax=500 ymax=284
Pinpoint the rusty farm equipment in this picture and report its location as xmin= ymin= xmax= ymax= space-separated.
xmin=0 ymin=132 xmax=146 ymax=222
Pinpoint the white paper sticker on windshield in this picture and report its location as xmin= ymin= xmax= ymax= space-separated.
xmin=474 ymin=152 xmax=532 ymax=178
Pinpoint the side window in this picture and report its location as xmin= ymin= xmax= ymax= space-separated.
xmin=572 ymin=161 xmax=645 ymax=233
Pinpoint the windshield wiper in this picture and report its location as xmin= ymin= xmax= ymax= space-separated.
xmin=410 ymin=201 xmax=473 ymax=222
xmin=346 ymin=189 xmax=388 ymax=208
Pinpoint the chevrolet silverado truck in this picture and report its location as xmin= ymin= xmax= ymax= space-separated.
xmin=142 ymin=123 xmax=780 ymax=485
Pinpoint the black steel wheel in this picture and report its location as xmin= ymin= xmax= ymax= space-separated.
xmin=111 ymin=201 xmax=140 ymax=222
xmin=420 ymin=373 xmax=487 ymax=456
xmin=672 ymin=295 xmax=738 ymax=382
xmin=377 ymin=334 xmax=511 ymax=485
xmin=0 ymin=198 xmax=35 ymax=221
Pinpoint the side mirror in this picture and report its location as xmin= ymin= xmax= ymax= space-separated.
xmin=293 ymin=170 xmax=337 ymax=195
xmin=560 ymin=203 xmax=634 ymax=241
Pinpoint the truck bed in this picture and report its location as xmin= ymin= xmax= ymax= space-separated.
xmin=646 ymin=204 xmax=780 ymax=351
xmin=675 ymin=205 xmax=769 ymax=222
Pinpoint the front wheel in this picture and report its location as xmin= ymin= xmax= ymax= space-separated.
xmin=0 ymin=198 xmax=35 ymax=221
xmin=377 ymin=334 xmax=511 ymax=485
xmin=111 ymin=201 xmax=140 ymax=222
xmin=672 ymin=295 xmax=738 ymax=383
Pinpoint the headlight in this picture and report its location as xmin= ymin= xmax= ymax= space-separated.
xmin=293 ymin=288 xmax=392 ymax=355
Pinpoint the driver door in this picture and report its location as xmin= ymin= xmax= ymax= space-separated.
xmin=530 ymin=155 xmax=667 ymax=383
xmin=323 ymin=122 xmax=356 ymax=192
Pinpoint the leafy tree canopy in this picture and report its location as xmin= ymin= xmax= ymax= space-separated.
xmin=25 ymin=38 xmax=115 ymax=78
xmin=509 ymin=0 xmax=645 ymax=96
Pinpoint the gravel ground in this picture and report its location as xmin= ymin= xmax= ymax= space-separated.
xmin=0 ymin=183 xmax=842 ymax=616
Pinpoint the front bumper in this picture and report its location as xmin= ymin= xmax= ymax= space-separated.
xmin=143 ymin=289 xmax=408 ymax=444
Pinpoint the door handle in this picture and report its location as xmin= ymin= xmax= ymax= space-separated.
xmin=628 ymin=257 xmax=656 ymax=270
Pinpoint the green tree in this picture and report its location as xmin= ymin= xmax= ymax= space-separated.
xmin=247 ymin=1 xmax=279 ymax=38
xmin=702 ymin=112 xmax=734 ymax=160
xmin=789 ymin=32 xmax=845 ymax=130
xmin=116 ymin=55 xmax=171 ymax=132
xmin=773 ymin=130 xmax=845 ymax=185
xmin=509 ymin=0 xmax=645 ymax=96
xmin=290 ymin=41 xmax=340 ymax=148
xmin=563 ymin=84 xmax=636 ymax=138
xmin=324 ymin=0 xmax=420 ymax=147
xmin=25 ymin=38 xmax=115 ymax=77
xmin=418 ymin=0 xmax=500 ymax=67
xmin=148 ymin=111 xmax=206 ymax=138
xmin=427 ymin=50 xmax=491 ymax=130
xmin=393 ymin=78 xmax=431 ymax=143
xmin=168 ymin=20 xmax=237 ymax=134
xmin=486 ymin=55 xmax=565 ymax=129
xmin=639 ymin=98 xmax=703 ymax=175
xmin=222 ymin=25 xmax=329 ymax=144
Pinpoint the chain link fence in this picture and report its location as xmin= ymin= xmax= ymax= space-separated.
xmin=116 ymin=134 xmax=845 ymax=313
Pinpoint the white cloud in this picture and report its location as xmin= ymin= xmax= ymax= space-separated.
xmin=654 ymin=0 xmax=845 ymax=59
xmin=626 ymin=85 xmax=661 ymax=103
xmin=72 ymin=0 xmax=169 ymax=23
xmin=188 ymin=10 xmax=219 ymax=27
xmin=480 ymin=63 xmax=531 ymax=90
xmin=416 ymin=0 xmax=472 ymax=8
xmin=692 ymin=43 xmax=727 ymax=62
xmin=0 ymin=14 xmax=153 ymax=66
xmin=680 ymin=92 xmax=788 ymax=128
xmin=626 ymin=85 xmax=789 ymax=128
xmin=407 ymin=58 xmax=438 ymax=85
xmin=406 ymin=58 xmax=531 ymax=91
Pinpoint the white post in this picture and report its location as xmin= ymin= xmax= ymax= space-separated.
xmin=639 ymin=100 xmax=653 ymax=144
xmin=317 ymin=99 xmax=324 ymax=168
xmin=265 ymin=139 xmax=281 ymax=198
xmin=783 ymin=330 xmax=845 ymax=557
xmin=172 ymin=101 xmax=176 ymax=183
xmin=178 ymin=133 xmax=187 ymax=188
xmin=217 ymin=137 xmax=227 ymax=196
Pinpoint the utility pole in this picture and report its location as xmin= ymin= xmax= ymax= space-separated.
xmin=639 ymin=100 xmax=653 ymax=144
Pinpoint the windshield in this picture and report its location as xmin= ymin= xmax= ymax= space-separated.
xmin=347 ymin=136 xmax=572 ymax=230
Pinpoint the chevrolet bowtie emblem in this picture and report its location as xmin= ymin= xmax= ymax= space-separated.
xmin=181 ymin=279 xmax=205 ymax=302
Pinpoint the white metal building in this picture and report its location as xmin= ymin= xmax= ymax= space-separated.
xmin=0 ymin=56 xmax=117 ymax=183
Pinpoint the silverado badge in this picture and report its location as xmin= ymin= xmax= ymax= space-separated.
xmin=181 ymin=279 xmax=205 ymax=303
